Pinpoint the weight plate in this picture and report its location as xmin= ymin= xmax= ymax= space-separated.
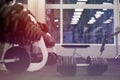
xmin=4 ymin=47 xmax=31 ymax=73
xmin=57 ymin=56 xmax=76 ymax=76
xmin=86 ymin=56 xmax=108 ymax=75
xmin=56 ymin=56 xmax=61 ymax=72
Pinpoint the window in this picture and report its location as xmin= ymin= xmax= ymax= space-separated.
xmin=46 ymin=0 xmax=117 ymax=44
xmin=63 ymin=9 xmax=114 ymax=44
xmin=63 ymin=0 xmax=113 ymax=4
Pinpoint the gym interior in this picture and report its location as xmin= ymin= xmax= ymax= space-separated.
xmin=0 ymin=0 xmax=120 ymax=80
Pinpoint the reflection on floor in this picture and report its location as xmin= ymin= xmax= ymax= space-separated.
xmin=0 ymin=59 xmax=120 ymax=80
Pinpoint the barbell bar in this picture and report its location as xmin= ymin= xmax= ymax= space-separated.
xmin=57 ymin=56 xmax=108 ymax=76
xmin=76 ymin=63 xmax=89 ymax=67
xmin=0 ymin=57 xmax=20 ymax=64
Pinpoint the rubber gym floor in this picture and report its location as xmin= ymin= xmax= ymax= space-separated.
xmin=0 ymin=59 xmax=120 ymax=80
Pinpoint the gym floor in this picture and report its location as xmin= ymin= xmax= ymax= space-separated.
xmin=0 ymin=59 xmax=120 ymax=80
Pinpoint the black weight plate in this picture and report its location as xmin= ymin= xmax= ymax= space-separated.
xmin=4 ymin=47 xmax=31 ymax=73
xmin=57 ymin=56 xmax=76 ymax=76
xmin=98 ymin=57 xmax=108 ymax=74
xmin=86 ymin=56 xmax=108 ymax=75
xmin=56 ymin=56 xmax=63 ymax=73
xmin=86 ymin=56 xmax=98 ymax=75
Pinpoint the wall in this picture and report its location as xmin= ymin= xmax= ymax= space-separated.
xmin=28 ymin=0 xmax=45 ymax=22
xmin=54 ymin=44 xmax=120 ymax=59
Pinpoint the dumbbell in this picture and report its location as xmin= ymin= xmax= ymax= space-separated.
xmin=4 ymin=46 xmax=31 ymax=73
xmin=56 ymin=56 xmax=108 ymax=76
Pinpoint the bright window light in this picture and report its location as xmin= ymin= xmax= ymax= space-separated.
xmin=72 ymin=18 xmax=79 ymax=21
xmin=71 ymin=23 xmax=77 ymax=25
xmin=88 ymin=18 xmax=96 ymax=24
xmin=107 ymin=19 xmax=112 ymax=22
xmin=91 ymin=17 xmax=95 ymax=20
xmin=75 ymin=9 xmax=84 ymax=12
xmin=77 ymin=0 xmax=87 ymax=2
xmin=73 ymin=15 xmax=81 ymax=18
xmin=90 ymin=19 xmax=96 ymax=23
xmin=95 ymin=14 xmax=101 ymax=19
xmin=96 ymin=11 xmax=104 ymax=15
xmin=88 ymin=21 xmax=93 ymax=24
xmin=104 ymin=21 xmax=110 ymax=24
xmin=76 ymin=2 xmax=86 ymax=4
xmin=103 ymin=2 xmax=112 ymax=5
xmin=104 ymin=19 xmax=112 ymax=24
xmin=71 ymin=21 xmax=78 ymax=24
xmin=71 ymin=20 xmax=78 ymax=23
xmin=103 ymin=9 xmax=107 ymax=11
xmin=54 ymin=19 xmax=59 ymax=22
xmin=110 ymin=16 xmax=113 ymax=19
xmin=94 ymin=11 xmax=104 ymax=19
xmin=74 ymin=12 xmax=82 ymax=15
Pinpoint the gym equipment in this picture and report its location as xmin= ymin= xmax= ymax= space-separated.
xmin=0 ymin=2 xmax=50 ymax=73
xmin=57 ymin=45 xmax=108 ymax=76
xmin=27 ymin=37 xmax=48 ymax=72
xmin=57 ymin=56 xmax=76 ymax=76
xmin=57 ymin=56 xmax=108 ymax=76
xmin=31 ymin=52 xmax=58 ymax=65
xmin=4 ymin=46 xmax=31 ymax=73
xmin=100 ymin=30 xmax=120 ymax=58
xmin=31 ymin=53 xmax=43 ymax=63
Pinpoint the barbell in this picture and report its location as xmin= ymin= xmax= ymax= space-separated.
xmin=56 ymin=56 xmax=108 ymax=76
xmin=4 ymin=46 xmax=31 ymax=73
xmin=2 ymin=37 xmax=49 ymax=73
